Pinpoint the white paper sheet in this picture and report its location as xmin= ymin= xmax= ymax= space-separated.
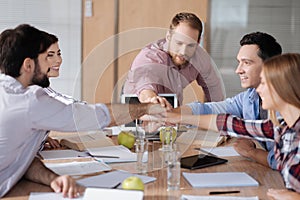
xmin=181 ymin=195 xmax=258 ymax=200
xmin=83 ymin=188 xmax=143 ymax=200
xmin=182 ymin=172 xmax=259 ymax=188
xmin=201 ymin=146 xmax=240 ymax=157
xmin=44 ymin=160 xmax=111 ymax=176
xmin=40 ymin=149 xmax=87 ymax=160
xmin=77 ymin=170 xmax=156 ymax=188
xmin=29 ymin=192 xmax=83 ymax=200
xmin=88 ymin=145 xmax=137 ymax=163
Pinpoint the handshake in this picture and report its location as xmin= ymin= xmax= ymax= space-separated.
xmin=141 ymin=104 xmax=183 ymax=133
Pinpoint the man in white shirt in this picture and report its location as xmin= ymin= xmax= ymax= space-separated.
xmin=0 ymin=24 xmax=165 ymax=198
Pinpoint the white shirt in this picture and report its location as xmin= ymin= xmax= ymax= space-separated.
xmin=0 ymin=74 xmax=111 ymax=197
xmin=44 ymin=87 xmax=86 ymax=105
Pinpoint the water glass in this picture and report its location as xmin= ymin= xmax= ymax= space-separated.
xmin=135 ymin=120 xmax=145 ymax=139
xmin=135 ymin=138 xmax=148 ymax=174
xmin=167 ymin=150 xmax=181 ymax=190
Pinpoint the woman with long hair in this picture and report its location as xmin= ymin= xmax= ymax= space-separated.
xmin=157 ymin=53 xmax=300 ymax=199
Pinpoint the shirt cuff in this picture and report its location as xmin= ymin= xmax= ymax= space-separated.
xmin=216 ymin=114 xmax=229 ymax=131
xmin=96 ymin=103 xmax=111 ymax=128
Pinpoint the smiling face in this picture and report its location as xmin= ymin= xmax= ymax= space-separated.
xmin=256 ymin=70 xmax=284 ymax=110
xmin=45 ymin=42 xmax=62 ymax=78
xmin=235 ymin=45 xmax=264 ymax=89
xmin=167 ymin=22 xmax=199 ymax=67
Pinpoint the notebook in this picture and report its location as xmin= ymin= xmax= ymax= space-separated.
xmin=83 ymin=188 xmax=143 ymax=200
xmin=182 ymin=172 xmax=259 ymax=188
xmin=77 ymin=170 xmax=156 ymax=188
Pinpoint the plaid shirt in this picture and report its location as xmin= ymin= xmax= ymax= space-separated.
xmin=217 ymin=114 xmax=300 ymax=192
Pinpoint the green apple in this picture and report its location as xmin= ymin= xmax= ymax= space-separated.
xmin=159 ymin=127 xmax=177 ymax=144
xmin=117 ymin=131 xmax=136 ymax=149
xmin=121 ymin=176 xmax=144 ymax=191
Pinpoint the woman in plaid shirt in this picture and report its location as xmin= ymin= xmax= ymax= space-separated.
xmin=159 ymin=53 xmax=300 ymax=199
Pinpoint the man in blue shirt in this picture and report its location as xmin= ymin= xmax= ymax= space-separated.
xmin=180 ymin=32 xmax=282 ymax=169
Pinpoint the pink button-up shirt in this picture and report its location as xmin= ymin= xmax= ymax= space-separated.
xmin=123 ymin=39 xmax=225 ymax=105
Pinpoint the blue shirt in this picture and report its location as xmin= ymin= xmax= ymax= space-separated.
xmin=187 ymin=88 xmax=276 ymax=169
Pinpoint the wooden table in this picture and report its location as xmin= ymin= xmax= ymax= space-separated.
xmin=3 ymin=137 xmax=285 ymax=200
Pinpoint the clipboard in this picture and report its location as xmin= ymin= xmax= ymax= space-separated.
xmin=180 ymin=154 xmax=228 ymax=170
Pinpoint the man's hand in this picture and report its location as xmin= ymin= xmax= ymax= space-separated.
xmin=139 ymin=89 xmax=173 ymax=110
xmin=148 ymin=96 xmax=173 ymax=111
xmin=267 ymin=189 xmax=300 ymax=200
xmin=44 ymin=137 xmax=61 ymax=149
xmin=50 ymin=175 xmax=85 ymax=198
xmin=24 ymin=158 xmax=85 ymax=199
xmin=141 ymin=111 xmax=182 ymax=125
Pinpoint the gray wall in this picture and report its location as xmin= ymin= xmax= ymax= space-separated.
xmin=210 ymin=0 xmax=300 ymax=97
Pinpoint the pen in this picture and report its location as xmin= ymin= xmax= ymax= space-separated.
xmin=209 ymin=190 xmax=240 ymax=195
xmin=194 ymin=147 xmax=218 ymax=157
xmin=92 ymin=155 xmax=120 ymax=158
xmin=85 ymin=152 xmax=120 ymax=159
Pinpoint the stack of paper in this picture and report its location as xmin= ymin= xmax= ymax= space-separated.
xmin=40 ymin=149 xmax=87 ymax=160
xmin=77 ymin=170 xmax=156 ymax=188
xmin=60 ymin=131 xmax=114 ymax=151
xmin=183 ymin=172 xmax=259 ymax=188
xmin=181 ymin=195 xmax=258 ymax=200
xmin=87 ymin=145 xmax=137 ymax=163
xmin=44 ymin=160 xmax=111 ymax=176
xmin=83 ymin=188 xmax=143 ymax=200
xmin=29 ymin=192 xmax=83 ymax=200
xmin=200 ymin=146 xmax=240 ymax=157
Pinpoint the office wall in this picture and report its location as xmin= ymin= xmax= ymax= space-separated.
xmin=0 ymin=0 xmax=82 ymax=99
xmin=210 ymin=0 xmax=300 ymax=97
xmin=82 ymin=0 xmax=208 ymax=104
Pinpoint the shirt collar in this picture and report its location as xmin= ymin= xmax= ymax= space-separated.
xmin=0 ymin=73 xmax=27 ymax=93
xmin=248 ymin=88 xmax=259 ymax=103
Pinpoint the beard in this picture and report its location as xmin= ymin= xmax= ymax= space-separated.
xmin=31 ymin=60 xmax=50 ymax=88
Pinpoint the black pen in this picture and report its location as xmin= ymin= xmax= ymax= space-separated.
xmin=209 ymin=190 xmax=240 ymax=195
xmin=85 ymin=152 xmax=120 ymax=159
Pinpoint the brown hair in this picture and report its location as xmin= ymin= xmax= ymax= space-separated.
xmin=169 ymin=12 xmax=202 ymax=42
xmin=263 ymin=53 xmax=300 ymax=124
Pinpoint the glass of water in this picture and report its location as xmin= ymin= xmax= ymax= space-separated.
xmin=167 ymin=149 xmax=181 ymax=190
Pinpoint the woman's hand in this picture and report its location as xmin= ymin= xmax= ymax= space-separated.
xmin=267 ymin=189 xmax=300 ymax=200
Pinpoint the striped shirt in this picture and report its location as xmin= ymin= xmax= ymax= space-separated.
xmin=44 ymin=87 xmax=86 ymax=105
xmin=217 ymin=114 xmax=300 ymax=192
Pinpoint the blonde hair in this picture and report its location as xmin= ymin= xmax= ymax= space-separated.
xmin=263 ymin=53 xmax=300 ymax=124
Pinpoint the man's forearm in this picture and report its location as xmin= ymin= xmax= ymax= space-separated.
xmin=24 ymin=157 xmax=58 ymax=186
xmin=173 ymin=105 xmax=192 ymax=114
xmin=106 ymin=103 xmax=150 ymax=126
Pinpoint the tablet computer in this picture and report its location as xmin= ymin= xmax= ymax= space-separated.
xmin=180 ymin=154 xmax=228 ymax=170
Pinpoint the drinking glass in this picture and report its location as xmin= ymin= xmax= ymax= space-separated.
xmin=159 ymin=125 xmax=177 ymax=151
xmin=135 ymin=138 xmax=148 ymax=174
xmin=167 ymin=149 xmax=181 ymax=190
